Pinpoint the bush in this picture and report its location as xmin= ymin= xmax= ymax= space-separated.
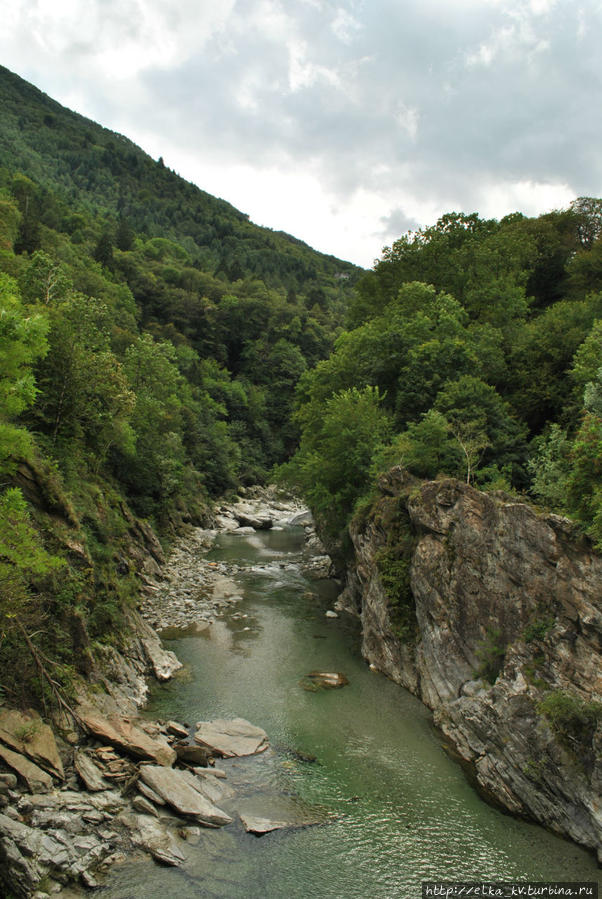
xmin=475 ymin=628 xmax=506 ymax=683
xmin=538 ymin=690 xmax=602 ymax=753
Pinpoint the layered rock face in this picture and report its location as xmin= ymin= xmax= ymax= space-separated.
xmin=341 ymin=468 xmax=602 ymax=856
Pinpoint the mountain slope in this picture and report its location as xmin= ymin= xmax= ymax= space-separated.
xmin=0 ymin=64 xmax=359 ymax=289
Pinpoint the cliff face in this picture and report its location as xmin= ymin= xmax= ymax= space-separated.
xmin=340 ymin=468 xmax=602 ymax=857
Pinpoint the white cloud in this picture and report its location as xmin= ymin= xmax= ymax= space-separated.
xmin=331 ymin=7 xmax=362 ymax=43
xmin=1 ymin=0 xmax=601 ymax=266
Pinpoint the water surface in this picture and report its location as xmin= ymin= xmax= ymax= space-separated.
xmin=98 ymin=527 xmax=598 ymax=898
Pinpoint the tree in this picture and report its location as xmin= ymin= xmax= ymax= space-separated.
xmin=115 ymin=217 xmax=134 ymax=252
xmin=433 ymin=375 xmax=526 ymax=484
xmin=570 ymin=197 xmax=602 ymax=250
xmin=32 ymin=293 xmax=135 ymax=462
xmin=93 ymin=230 xmax=114 ymax=268
xmin=0 ymin=274 xmax=48 ymax=474
xmin=280 ymin=386 xmax=391 ymax=536
xmin=20 ymin=250 xmax=71 ymax=305
xmin=376 ymin=409 xmax=461 ymax=480
xmin=528 ymin=424 xmax=572 ymax=510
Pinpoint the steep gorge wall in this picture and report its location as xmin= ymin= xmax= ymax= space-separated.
xmin=340 ymin=468 xmax=602 ymax=857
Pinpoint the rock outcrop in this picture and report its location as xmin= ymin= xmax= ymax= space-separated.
xmin=341 ymin=467 xmax=602 ymax=857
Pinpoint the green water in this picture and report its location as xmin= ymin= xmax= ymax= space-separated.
xmin=98 ymin=527 xmax=598 ymax=898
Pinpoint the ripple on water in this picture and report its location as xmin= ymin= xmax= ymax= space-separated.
xmin=95 ymin=526 xmax=598 ymax=899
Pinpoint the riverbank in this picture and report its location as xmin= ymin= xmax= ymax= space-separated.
xmin=139 ymin=486 xmax=333 ymax=634
xmin=0 ymin=488 xmax=335 ymax=897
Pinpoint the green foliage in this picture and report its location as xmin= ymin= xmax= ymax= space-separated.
xmin=538 ymin=690 xmax=602 ymax=757
xmin=374 ymin=502 xmax=417 ymax=642
xmin=0 ymin=273 xmax=48 ymax=473
xmin=527 ymin=424 xmax=572 ymax=510
xmin=279 ymin=386 xmax=391 ymax=537
xmin=374 ymin=410 xmax=462 ymax=480
xmin=523 ymin=614 xmax=556 ymax=643
xmin=475 ymin=628 xmax=506 ymax=684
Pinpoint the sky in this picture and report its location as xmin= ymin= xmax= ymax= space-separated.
xmin=1 ymin=0 xmax=601 ymax=268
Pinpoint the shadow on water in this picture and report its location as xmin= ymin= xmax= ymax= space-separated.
xmin=96 ymin=527 xmax=599 ymax=899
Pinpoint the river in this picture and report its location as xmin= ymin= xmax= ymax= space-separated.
xmin=96 ymin=525 xmax=598 ymax=898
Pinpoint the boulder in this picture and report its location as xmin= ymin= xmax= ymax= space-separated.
xmin=194 ymin=718 xmax=269 ymax=758
xmin=137 ymin=780 xmax=165 ymax=806
xmin=165 ymin=721 xmax=189 ymax=739
xmin=0 ymin=744 xmax=53 ymax=792
xmin=173 ymin=743 xmax=211 ymax=766
xmin=289 ymin=510 xmax=313 ymax=527
xmin=235 ymin=513 xmax=273 ymax=530
xmin=79 ymin=709 xmax=176 ymax=767
xmin=73 ymin=751 xmax=108 ymax=792
xmin=120 ymin=813 xmax=185 ymax=866
xmin=140 ymin=633 xmax=183 ymax=682
xmin=132 ymin=796 xmax=159 ymax=818
xmin=306 ymin=672 xmax=349 ymax=688
xmin=0 ymin=709 xmax=64 ymax=780
xmin=237 ymin=795 xmax=320 ymax=835
xmin=138 ymin=766 xmax=232 ymax=827
xmin=239 ymin=812 xmax=292 ymax=835
xmin=192 ymin=771 xmax=235 ymax=805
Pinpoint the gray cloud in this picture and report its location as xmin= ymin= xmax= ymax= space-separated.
xmin=2 ymin=0 xmax=601 ymax=264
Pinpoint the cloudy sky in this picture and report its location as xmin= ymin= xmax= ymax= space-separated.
xmin=2 ymin=0 xmax=601 ymax=267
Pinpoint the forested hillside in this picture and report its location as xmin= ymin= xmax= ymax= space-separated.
xmin=1 ymin=63 xmax=601 ymax=716
xmin=0 ymin=66 xmax=358 ymax=708
xmin=280 ymin=207 xmax=602 ymax=554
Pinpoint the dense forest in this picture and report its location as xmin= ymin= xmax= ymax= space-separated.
xmin=0 ymin=66 xmax=358 ymax=706
xmin=1 ymin=64 xmax=601 ymax=711
xmin=280 ymin=205 xmax=602 ymax=552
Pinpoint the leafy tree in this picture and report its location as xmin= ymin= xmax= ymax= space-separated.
xmin=433 ymin=375 xmax=526 ymax=483
xmin=527 ymin=424 xmax=572 ymax=510
xmin=32 ymin=293 xmax=135 ymax=462
xmin=375 ymin=409 xmax=461 ymax=480
xmin=93 ymin=230 xmax=114 ymax=268
xmin=280 ymin=386 xmax=391 ymax=537
xmin=115 ymin=216 xmax=134 ymax=252
xmin=20 ymin=250 xmax=71 ymax=305
xmin=0 ymin=273 xmax=48 ymax=473
xmin=570 ymin=197 xmax=602 ymax=249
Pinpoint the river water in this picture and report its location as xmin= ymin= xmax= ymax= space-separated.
xmin=97 ymin=526 xmax=598 ymax=898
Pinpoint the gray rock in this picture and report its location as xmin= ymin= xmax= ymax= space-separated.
xmin=236 ymin=514 xmax=273 ymax=530
xmin=122 ymin=813 xmax=186 ymax=866
xmin=138 ymin=766 xmax=232 ymax=827
xmin=139 ymin=623 xmax=183 ymax=681
xmin=137 ymin=780 xmax=166 ymax=806
xmin=305 ymin=672 xmax=349 ymax=689
xmin=192 ymin=772 xmax=235 ymax=804
xmin=74 ymin=751 xmax=108 ymax=792
xmin=79 ymin=708 xmax=176 ymax=767
xmin=239 ymin=812 xmax=292 ymax=835
xmin=173 ymin=743 xmax=211 ymax=766
xmin=0 ymin=709 xmax=64 ymax=780
xmin=0 ymin=773 xmax=17 ymax=789
xmin=132 ymin=796 xmax=159 ymax=817
xmin=166 ymin=721 xmax=189 ymax=739
xmin=194 ymin=717 xmax=269 ymax=758
xmin=344 ymin=468 xmax=602 ymax=854
xmin=0 ymin=744 xmax=54 ymax=792
xmin=290 ymin=510 xmax=313 ymax=526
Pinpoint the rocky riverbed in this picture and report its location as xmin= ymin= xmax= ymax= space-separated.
xmin=0 ymin=487 xmax=334 ymax=897
xmin=138 ymin=485 xmax=333 ymax=634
